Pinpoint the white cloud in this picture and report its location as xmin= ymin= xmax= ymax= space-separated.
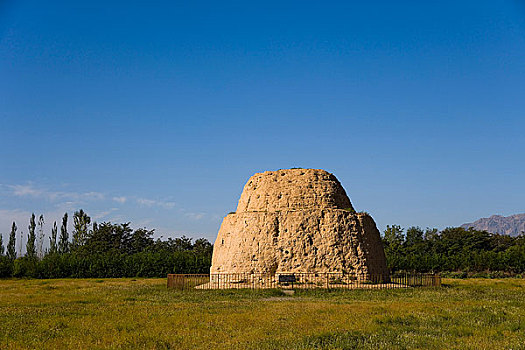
xmin=4 ymin=183 xmax=177 ymax=211
xmin=83 ymin=192 xmax=105 ymax=201
xmin=112 ymin=196 xmax=127 ymax=204
xmin=0 ymin=183 xmax=212 ymax=243
xmin=137 ymin=198 xmax=156 ymax=207
xmin=9 ymin=184 xmax=43 ymax=197
xmin=136 ymin=198 xmax=175 ymax=209
xmin=163 ymin=202 xmax=176 ymax=209
xmin=6 ymin=184 xmax=104 ymax=203
xmin=91 ymin=208 xmax=119 ymax=221
xmin=184 ymin=212 xmax=206 ymax=220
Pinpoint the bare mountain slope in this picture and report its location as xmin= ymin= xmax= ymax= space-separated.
xmin=461 ymin=214 xmax=525 ymax=236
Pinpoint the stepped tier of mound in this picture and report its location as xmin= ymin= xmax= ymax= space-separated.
xmin=211 ymin=169 xmax=389 ymax=279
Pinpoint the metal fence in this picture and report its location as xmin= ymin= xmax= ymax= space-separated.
xmin=167 ymin=272 xmax=440 ymax=290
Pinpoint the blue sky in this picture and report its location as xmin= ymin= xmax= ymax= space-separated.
xmin=1 ymin=0 xmax=524 ymax=244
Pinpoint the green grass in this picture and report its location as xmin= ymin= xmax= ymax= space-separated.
xmin=1 ymin=278 xmax=524 ymax=349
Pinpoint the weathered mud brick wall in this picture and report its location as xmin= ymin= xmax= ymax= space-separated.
xmin=211 ymin=169 xmax=389 ymax=278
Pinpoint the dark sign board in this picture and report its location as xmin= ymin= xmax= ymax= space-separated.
xmin=279 ymin=274 xmax=296 ymax=283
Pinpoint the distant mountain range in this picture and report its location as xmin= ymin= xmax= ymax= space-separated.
xmin=461 ymin=214 xmax=525 ymax=236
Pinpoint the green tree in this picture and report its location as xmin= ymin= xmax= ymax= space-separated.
xmin=81 ymin=222 xmax=129 ymax=254
xmin=37 ymin=214 xmax=45 ymax=258
xmin=405 ymin=226 xmax=424 ymax=247
xmin=58 ymin=213 xmax=69 ymax=254
xmin=7 ymin=222 xmax=17 ymax=260
xmin=49 ymin=221 xmax=58 ymax=254
xmin=382 ymin=225 xmax=405 ymax=271
xmin=26 ymin=213 xmax=37 ymax=258
xmin=0 ymin=233 xmax=4 ymax=255
xmin=383 ymin=225 xmax=404 ymax=249
xmin=130 ymin=228 xmax=155 ymax=253
xmin=193 ymin=238 xmax=213 ymax=255
xmin=72 ymin=209 xmax=91 ymax=249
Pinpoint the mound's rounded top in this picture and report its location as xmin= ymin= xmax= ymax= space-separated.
xmin=235 ymin=168 xmax=353 ymax=213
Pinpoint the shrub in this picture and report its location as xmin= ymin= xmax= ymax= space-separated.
xmin=0 ymin=256 xmax=13 ymax=277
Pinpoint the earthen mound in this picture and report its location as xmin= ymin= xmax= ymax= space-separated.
xmin=211 ymin=169 xmax=389 ymax=278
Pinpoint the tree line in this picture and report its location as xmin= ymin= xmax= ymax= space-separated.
xmin=2 ymin=212 xmax=525 ymax=278
xmin=382 ymin=225 xmax=525 ymax=276
xmin=0 ymin=210 xmax=212 ymax=278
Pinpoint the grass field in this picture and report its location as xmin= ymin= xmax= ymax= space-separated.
xmin=1 ymin=278 xmax=524 ymax=349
